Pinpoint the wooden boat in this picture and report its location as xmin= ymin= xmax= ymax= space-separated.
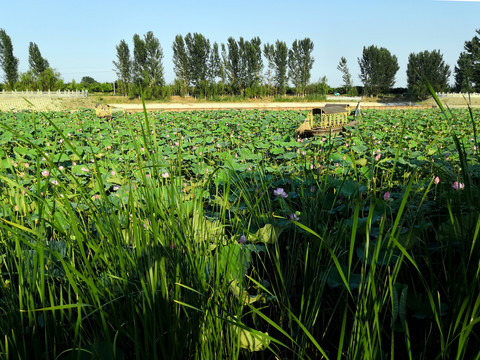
xmin=296 ymin=102 xmax=361 ymax=137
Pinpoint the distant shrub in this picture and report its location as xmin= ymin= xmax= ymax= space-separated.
xmin=128 ymin=84 xmax=139 ymax=99
xmin=143 ymin=87 xmax=153 ymax=100
xmin=347 ymin=87 xmax=358 ymax=96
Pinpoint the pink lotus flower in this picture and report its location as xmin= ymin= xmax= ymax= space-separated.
xmin=273 ymin=188 xmax=288 ymax=198
xmin=434 ymin=176 xmax=440 ymax=185
xmin=452 ymin=181 xmax=465 ymax=190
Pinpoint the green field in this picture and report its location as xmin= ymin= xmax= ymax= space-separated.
xmin=0 ymin=106 xmax=479 ymax=359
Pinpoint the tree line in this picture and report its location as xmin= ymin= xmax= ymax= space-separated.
xmin=113 ymin=32 xmax=315 ymax=99
xmin=0 ymin=29 xmax=113 ymax=93
xmin=1 ymin=28 xmax=480 ymax=100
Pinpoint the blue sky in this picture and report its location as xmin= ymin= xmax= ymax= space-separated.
xmin=1 ymin=0 xmax=479 ymax=88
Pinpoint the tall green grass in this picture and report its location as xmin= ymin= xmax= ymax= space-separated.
xmin=0 ymin=99 xmax=480 ymax=359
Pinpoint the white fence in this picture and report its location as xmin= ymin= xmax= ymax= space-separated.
xmin=0 ymin=90 xmax=88 ymax=98
xmin=437 ymin=92 xmax=480 ymax=98
xmin=326 ymin=96 xmax=362 ymax=102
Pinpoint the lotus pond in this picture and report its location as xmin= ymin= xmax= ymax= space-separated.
xmin=0 ymin=107 xmax=479 ymax=359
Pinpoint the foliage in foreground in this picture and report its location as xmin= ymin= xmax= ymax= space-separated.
xmin=0 ymin=106 xmax=479 ymax=359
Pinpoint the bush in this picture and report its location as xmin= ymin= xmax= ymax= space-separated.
xmin=347 ymin=86 xmax=358 ymax=96
xmin=161 ymin=86 xmax=171 ymax=99
xmin=128 ymin=83 xmax=139 ymax=99
xmin=143 ymin=87 xmax=153 ymax=100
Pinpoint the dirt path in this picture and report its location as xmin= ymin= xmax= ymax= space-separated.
xmin=109 ymin=101 xmax=355 ymax=112
xmin=108 ymin=101 xmax=439 ymax=113
xmin=1 ymin=96 xmax=478 ymax=113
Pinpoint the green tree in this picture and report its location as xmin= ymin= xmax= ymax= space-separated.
xmin=225 ymin=36 xmax=264 ymax=96
xmin=220 ymin=43 xmax=228 ymax=86
xmin=67 ymin=79 xmax=78 ymax=91
xmin=236 ymin=38 xmax=247 ymax=91
xmin=0 ymin=29 xmax=19 ymax=89
xmin=79 ymin=76 xmax=98 ymax=92
xmin=454 ymin=29 xmax=480 ymax=92
xmin=143 ymin=31 xmax=164 ymax=88
xmin=37 ymin=68 xmax=61 ymax=91
xmin=288 ymin=41 xmax=301 ymax=95
xmin=208 ymin=41 xmax=222 ymax=83
xmin=172 ymin=34 xmax=190 ymax=96
xmin=113 ymin=39 xmax=132 ymax=96
xmin=184 ymin=33 xmax=210 ymax=89
xmin=407 ymin=50 xmax=451 ymax=99
xmin=16 ymin=70 xmax=35 ymax=91
xmin=132 ymin=32 xmax=164 ymax=91
xmin=288 ymin=38 xmax=314 ymax=96
xmin=81 ymin=76 xmax=97 ymax=85
xmin=273 ymin=40 xmax=288 ymax=96
xmin=132 ymin=33 xmax=147 ymax=85
xmin=358 ymin=45 xmax=399 ymax=96
xmin=55 ymin=77 xmax=65 ymax=91
xmin=337 ymin=56 xmax=354 ymax=94
xmin=455 ymin=52 xmax=474 ymax=93
xmin=244 ymin=37 xmax=263 ymax=91
xmin=225 ymin=37 xmax=241 ymax=94
xmin=314 ymin=76 xmax=329 ymax=95
xmin=28 ymin=42 xmax=49 ymax=77
xmin=263 ymin=43 xmax=275 ymax=96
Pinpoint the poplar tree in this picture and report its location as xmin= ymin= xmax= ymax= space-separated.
xmin=184 ymin=32 xmax=210 ymax=87
xmin=288 ymin=38 xmax=314 ymax=96
xmin=113 ymin=39 xmax=132 ymax=96
xmin=208 ymin=41 xmax=222 ymax=83
xmin=288 ymin=41 xmax=301 ymax=95
xmin=132 ymin=33 xmax=147 ymax=85
xmin=132 ymin=32 xmax=164 ymax=89
xmin=143 ymin=31 xmax=164 ymax=87
xmin=28 ymin=42 xmax=49 ymax=77
xmin=244 ymin=37 xmax=263 ymax=90
xmin=237 ymin=37 xmax=248 ymax=90
xmin=337 ymin=57 xmax=353 ymax=94
xmin=225 ymin=37 xmax=241 ymax=94
xmin=273 ymin=40 xmax=288 ymax=96
xmin=299 ymin=38 xmax=314 ymax=94
xmin=0 ymin=29 xmax=19 ymax=89
xmin=221 ymin=43 xmax=229 ymax=90
xmin=172 ymin=34 xmax=189 ymax=94
xmin=263 ymin=43 xmax=275 ymax=95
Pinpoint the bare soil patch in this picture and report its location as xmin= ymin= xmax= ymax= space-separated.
xmin=1 ymin=94 xmax=479 ymax=113
xmin=0 ymin=96 xmax=97 ymax=112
